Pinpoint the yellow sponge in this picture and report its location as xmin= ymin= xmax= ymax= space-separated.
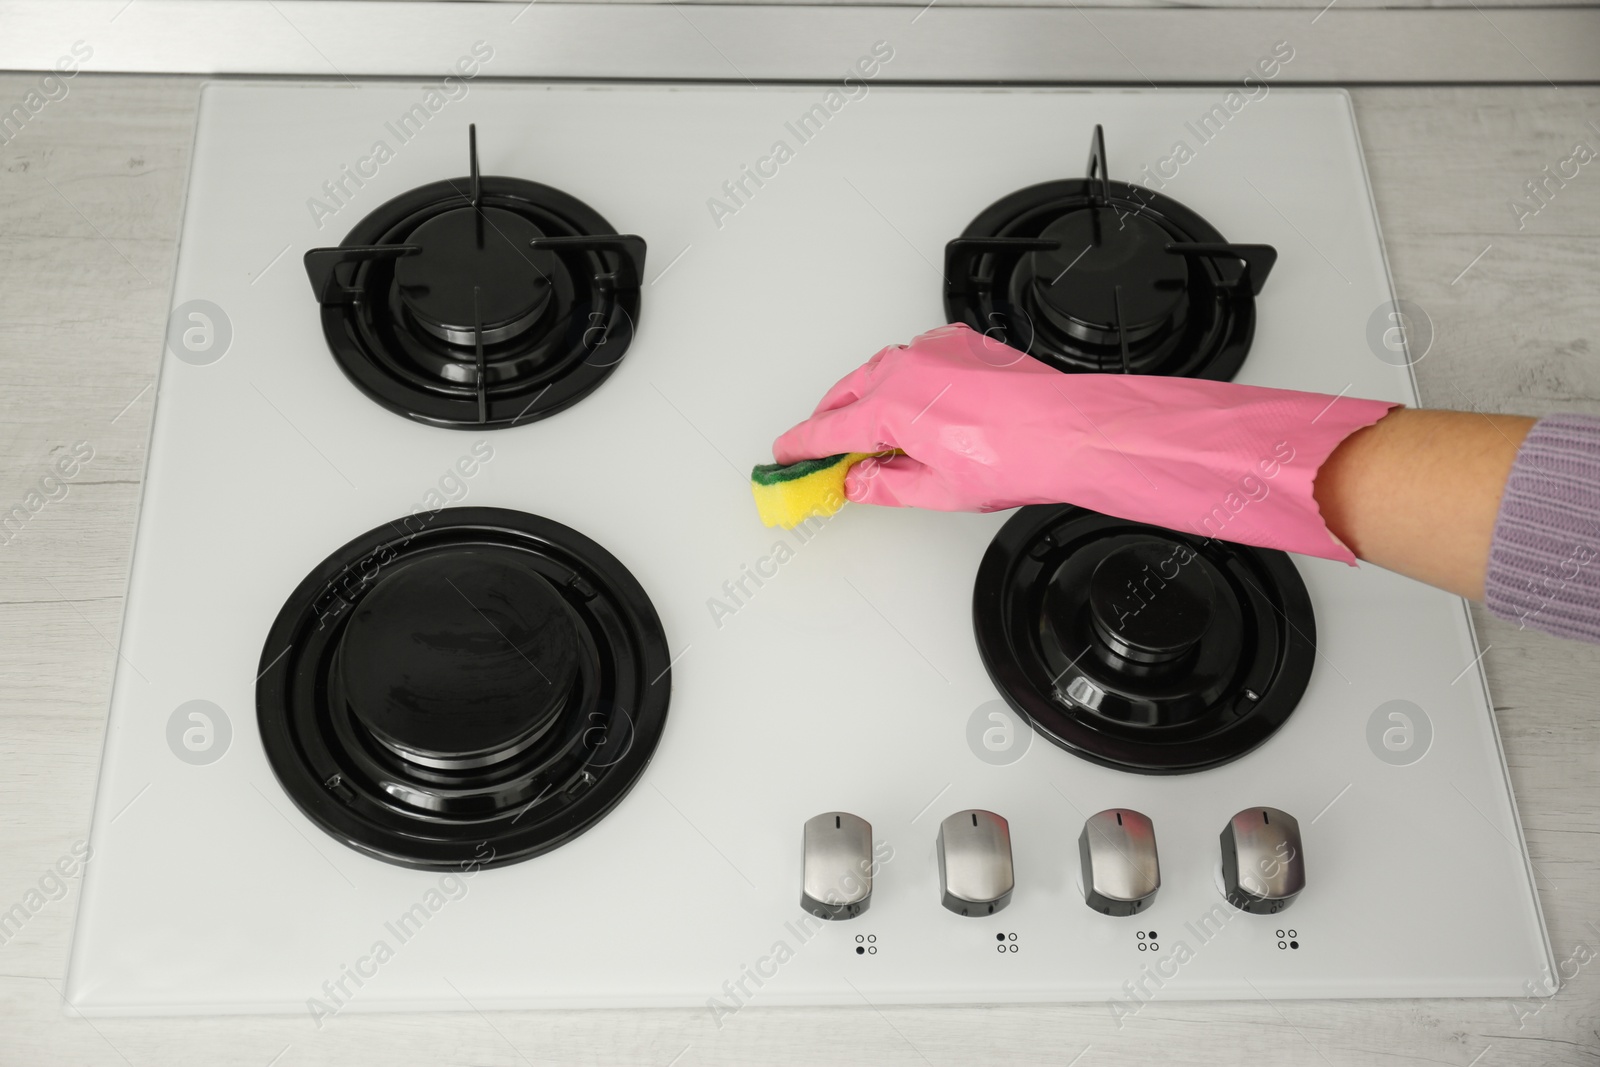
xmin=750 ymin=453 xmax=874 ymax=529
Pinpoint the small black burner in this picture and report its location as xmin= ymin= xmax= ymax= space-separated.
xmin=304 ymin=125 xmax=646 ymax=428
xmin=973 ymin=506 xmax=1315 ymax=774
xmin=945 ymin=125 xmax=1276 ymax=380
xmin=257 ymin=507 xmax=671 ymax=869
xmin=1030 ymin=211 xmax=1190 ymax=348
xmin=393 ymin=207 xmax=558 ymax=347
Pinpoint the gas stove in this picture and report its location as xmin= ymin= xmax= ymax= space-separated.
xmin=67 ymin=82 xmax=1553 ymax=1016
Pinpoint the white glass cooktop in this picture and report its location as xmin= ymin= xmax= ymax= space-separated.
xmin=66 ymin=82 xmax=1552 ymax=1016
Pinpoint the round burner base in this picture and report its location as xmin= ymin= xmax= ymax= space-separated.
xmin=256 ymin=507 xmax=671 ymax=870
xmin=973 ymin=506 xmax=1315 ymax=774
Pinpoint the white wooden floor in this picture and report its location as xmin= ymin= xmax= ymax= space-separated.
xmin=0 ymin=76 xmax=1596 ymax=1066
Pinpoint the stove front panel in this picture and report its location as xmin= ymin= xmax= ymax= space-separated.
xmin=66 ymin=83 xmax=1552 ymax=1014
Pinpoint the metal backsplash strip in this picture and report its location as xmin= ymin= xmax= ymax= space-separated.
xmin=2 ymin=2 xmax=1599 ymax=83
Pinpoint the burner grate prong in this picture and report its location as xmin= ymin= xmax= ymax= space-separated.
xmin=1165 ymin=243 xmax=1278 ymax=296
xmin=468 ymin=122 xmax=481 ymax=211
xmin=1085 ymin=123 xmax=1111 ymax=206
xmin=528 ymin=234 xmax=648 ymax=293
xmin=944 ymin=237 xmax=1060 ymax=303
xmin=302 ymin=245 xmax=420 ymax=304
xmin=473 ymin=285 xmax=488 ymax=425
xmin=1112 ymin=285 xmax=1132 ymax=374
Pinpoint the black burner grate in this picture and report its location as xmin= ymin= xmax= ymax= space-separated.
xmin=303 ymin=125 xmax=647 ymax=428
xmin=944 ymin=125 xmax=1276 ymax=380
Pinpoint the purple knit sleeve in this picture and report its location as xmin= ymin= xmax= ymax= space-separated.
xmin=1485 ymin=413 xmax=1600 ymax=642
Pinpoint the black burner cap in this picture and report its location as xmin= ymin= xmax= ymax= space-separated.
xmin=337 ymin=548 xmax=581 ymax=770
xmin=394 ymin=207 xmax=557 ymax=346
xmin=1086 ymin=540 xmax=1214 ymax=665
xmin=1029 ymin=209 xmax=1190 ymax=346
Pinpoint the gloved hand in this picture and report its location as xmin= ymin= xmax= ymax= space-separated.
xmin=772 ymin=323 xmax=1398 ymax=563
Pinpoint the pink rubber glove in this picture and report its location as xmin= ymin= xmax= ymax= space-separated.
xmin=772 ymin=323 xmax=1399 ymax=563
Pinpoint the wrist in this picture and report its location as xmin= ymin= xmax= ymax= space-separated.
xmin=1313 ymin=407 xmax=1535 ymax=597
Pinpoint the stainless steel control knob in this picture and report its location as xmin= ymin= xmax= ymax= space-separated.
xmin=1079 ymin=809 xmax=1160 ymax=916
xmin=801 ymin=812 xmax=873 ymax=920
xmin=938 ymin=809 xmax=1014 ymax=916
xmin=1220 ymin=806 xmax=1305 ymax=914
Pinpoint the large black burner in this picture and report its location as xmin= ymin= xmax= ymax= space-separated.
xmin=973 ymin=506 xmax=1315 ymax=774
xmin=945 ymin=125 xmax=1277 ymax=380
xmin=304 ymin=126 xmax=646 ymax=429
xmin=256 ymin=507 xmax=670 ymax=869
